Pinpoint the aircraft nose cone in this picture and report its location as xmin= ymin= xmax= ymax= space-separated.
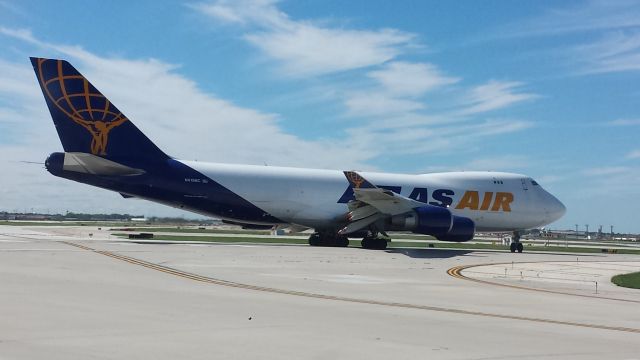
xmin=547 ymin=194 xmax=566 ymax=222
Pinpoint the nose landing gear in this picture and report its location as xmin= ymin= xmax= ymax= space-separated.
xmin=509 ymin=231 xmax=523 ymax=253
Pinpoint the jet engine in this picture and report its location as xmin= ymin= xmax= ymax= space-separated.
xmin=435 ymin=215 xmax=475 ymax=242
xmin=390 ymin=206 xmax=475 ymax=242
xmin=390 ymin=205 xmax=452 ymax=235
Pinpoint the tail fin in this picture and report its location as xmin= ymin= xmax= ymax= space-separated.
xmin=30 ymin=57 xmax=169 ymax=161
xmin=343 ymin=171 xmax=377 ymax=189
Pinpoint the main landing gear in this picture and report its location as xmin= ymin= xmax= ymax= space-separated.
xmin=308 ymin=230 xmax=390 ymax=250
xmin=308 ymin=231 xmax=349 ymax=247
xmin=509 ymin=231 xmax=524 ymax=253
xmin=361 ymin=232 xmax=389 ymax=250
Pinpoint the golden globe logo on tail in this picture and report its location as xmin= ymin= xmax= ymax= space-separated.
xmin=35 ymin=58 xmax=128 ymax=155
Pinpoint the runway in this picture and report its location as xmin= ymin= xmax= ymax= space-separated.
xmin=1 ymin=225 xmax=639 ymax=359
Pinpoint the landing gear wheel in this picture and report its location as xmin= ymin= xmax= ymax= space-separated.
xmin=337 ymin=235 xmax=350 ymax=247
xmin=510 ymin=231 xmax=523 ymax=253
xmin=361 ymin=237 xmax=388 ymax=250
xmin=308 ymin=233 xmax=321 ymax=246
xmin=309 ymin=232 xmax=349 ymax=247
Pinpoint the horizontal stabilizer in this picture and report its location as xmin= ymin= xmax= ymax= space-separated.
xmin=60 ymin=152 xmax=145 ymax=176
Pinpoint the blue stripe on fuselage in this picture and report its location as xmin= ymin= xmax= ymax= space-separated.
xmin=46 ymin=153 xmax=282 ymax=224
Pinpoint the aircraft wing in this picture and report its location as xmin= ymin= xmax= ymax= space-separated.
xmin=343 ymin=171 xmax=424 ymax=215
xmin=340 ymin=171 xmax=423 ymax=234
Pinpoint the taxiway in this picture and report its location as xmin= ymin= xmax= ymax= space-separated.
xmin=0 ymin=225 xmax=639 ymax=359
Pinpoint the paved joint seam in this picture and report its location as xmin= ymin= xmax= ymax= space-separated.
xmin=59 ymin=241 xmax=640 ymax=334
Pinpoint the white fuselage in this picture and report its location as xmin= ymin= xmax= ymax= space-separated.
xmin=183 ymin=161 xmax=566 ymax=232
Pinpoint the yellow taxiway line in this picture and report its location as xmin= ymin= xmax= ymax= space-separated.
xmin=447 ymin=263 xmax=640 ymax=304
xmin=61 ymin=241 xmax=640 ymax=334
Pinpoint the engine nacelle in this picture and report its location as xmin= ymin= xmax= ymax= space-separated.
xmin=391 ymin=205 xmax=452 ymax=235
xmin=435 ymin=216 xmax=475 ymax=242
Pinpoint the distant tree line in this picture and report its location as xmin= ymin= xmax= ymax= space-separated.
xmin=0 ymin=211 xmax=219 ymax=224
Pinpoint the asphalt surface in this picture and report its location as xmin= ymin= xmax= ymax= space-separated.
xmin=1 ymin=225 xmax=639 ymax=359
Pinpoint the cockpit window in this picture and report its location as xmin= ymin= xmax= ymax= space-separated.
xmin=531 ymin=180 xmax=539 ymax=186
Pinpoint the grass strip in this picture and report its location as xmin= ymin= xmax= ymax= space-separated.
xmin=111 ymin=227 xmax=272 ymax=235
xmin=611 ymin=272 xmax=640 ymax=289
xmin=0 ymin=221 xmax=138 ymax=227
xmin=111 ymin=234 xmax=640 ymax=254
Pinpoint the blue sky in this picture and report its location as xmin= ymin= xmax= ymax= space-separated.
xmin=0 ymin=0 xmax=639 ymax=233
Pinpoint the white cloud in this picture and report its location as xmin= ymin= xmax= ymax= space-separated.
xmin=342 ymin=61 xmax=458 ymax=118
xmin=341 ymin=73 xmax=534 ymax=153
xmin=606 ymin=118 xmax=640 ymax=126
xmin=583 ymin=166 xmax=630 ymax=176
xmin=458 ymin=80 xmax=538 ymax=115
xmin=190 ymin=0 xmax=288 ymax=28
xmin=350 ymin=113 xmax=453 ymax=132
xmin=0 ymin=17 xmax=540 ymax=215
xmin=339 ymin=67 xmax=534 ymax=157
xmin=2 ymin=31 xmax=374 ymax=168
xmin=421 ymin=155 xmax=532 ymax=173
xmin=0 ymin=2 xmax=26 ymax=17
xmin=193 ymin=1 xmax=537 ymax=151
xmin=577 ymin=165 xmax=640 ymax=201
xmin=497 ymin=1 xmax=640 ymax=75
xmin=536 ymin=174 xmax=565 ymax=185
xmin=0 ymin=58 xmax=43 ymax=109
xmin=464 ymin=155 xmax=530 ymax=171
xmin=437 ymin=119 xmax=533 ymax=138
xmin=573 ymin=31 xmax=640 ymax=74
xmin=245 ymin=27 xmax=412 ymax=76
xmin=366 ymin=61 xmax=459 ymax=97
xmin=627 ymin=149 xmax=640 ymax=159
xmin=504 ymin=0 xmax=640 ymax=37
xmin=344 ymin=92 xmax=424 ymax=117
xmin=345 ymin=119 xmax=532 ymax=156
xmin=0 ymin=29 xmax=380 ymax=215
xmin=192 ymin=0 xmax=415 ymax=76
xmin=0 ymin=27 xmax=38 ymax=44
xmin=191 ymin=1 xmax=253 ymax=24
xmin=423 ymin=154 xmax=540 ymax=174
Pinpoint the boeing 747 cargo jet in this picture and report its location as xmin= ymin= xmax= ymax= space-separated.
xmin=31 ymin=58 xmax=566 ymax=252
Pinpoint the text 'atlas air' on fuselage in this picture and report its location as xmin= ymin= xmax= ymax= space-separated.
xmin=30 ymin=57 xmax=566 ymax=252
